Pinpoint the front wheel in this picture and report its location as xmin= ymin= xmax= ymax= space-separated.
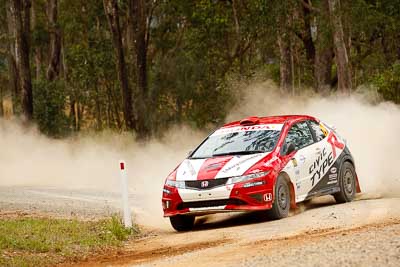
xmin=333 ymin=162 xmax=356 ymax=203
xmin=266 ymin=174 xmax=290 ymax=220
xmin=170 ymin=215 xmax=195 ymax=232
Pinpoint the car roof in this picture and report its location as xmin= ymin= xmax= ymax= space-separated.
xmin=222 ymin=115 xmax=317 ymax=128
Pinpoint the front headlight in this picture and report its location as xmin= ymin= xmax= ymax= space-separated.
xmin=226 ymin=171 xmax=270 ymax=185
xmin=165 ymin=179 xmax=185 ymax=189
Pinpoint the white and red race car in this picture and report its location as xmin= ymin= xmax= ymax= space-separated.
xmin=162 ymin=115 xmax=361 ymax=231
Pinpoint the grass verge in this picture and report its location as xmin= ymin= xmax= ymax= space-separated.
xmin=0 ymin=215 xmax=138 ymax=266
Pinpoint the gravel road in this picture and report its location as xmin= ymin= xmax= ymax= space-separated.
xmin=1 ymin=186 xmax=399 ymax=267
xmin=117 ymin=196 xmax=400 ymax=267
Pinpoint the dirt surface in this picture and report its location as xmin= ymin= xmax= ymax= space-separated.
xmin=1 ymin=187 xmax=399 ymax=267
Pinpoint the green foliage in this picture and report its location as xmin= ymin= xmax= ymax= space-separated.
xmin=371 ymin=63 xmax=400 ymax=104
xmin=33 ymin=80 xmax=70 ymax=137
xmin=106 ymin=215 xmax=136 ymax=241
xmin=1 ymin=0 xmax=399 ymax=137
xmin=0 ymin=216 xmax=138 ymax=266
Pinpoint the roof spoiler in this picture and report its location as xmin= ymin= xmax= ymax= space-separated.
xmin=240 ymin=116 xmax=259 ymax=125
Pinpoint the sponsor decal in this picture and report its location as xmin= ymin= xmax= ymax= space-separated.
xmin=319 ymin=123 xmax=329 ymax=137
xmin=327 ymin=132 xmax=345 ymax=158
xmin=292 ymin=158 xmax=298 ymax=167
xmin=299 ymin=155 xmax=306 ymax=163
xmin=222 ymin=154 xmax=261 ymax=173
xmin=296 ymin=182 xmax=301 ymax=190
xmin=204 ymin=162 xmax=223 ymax=171
xmin=309 ymin=147 xmax=334 ymax=186
xmin=185 ymin=160 xmax=196 ymax=176
xmin=329 ymin=173 xmax=338 ymax=180
xmin=330 ymin=167 xmax=337 ymax=174
xmin=200 ymin=181 xmax=209 ymax=188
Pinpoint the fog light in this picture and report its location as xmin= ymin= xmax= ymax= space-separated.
xmin=166 ymin=200 xmax=171 ymax=209
xmin=249 ymin=193 xmax=263 ymax=203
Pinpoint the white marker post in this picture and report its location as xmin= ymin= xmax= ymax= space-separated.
xmin=119 ymin=160 xmax=132 ymax=228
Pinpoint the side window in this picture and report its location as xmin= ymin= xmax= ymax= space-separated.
xmin=284 ymin=122 xmax=314 ymax=151
xmin=308 ymin=120 xmax=327 ymax=141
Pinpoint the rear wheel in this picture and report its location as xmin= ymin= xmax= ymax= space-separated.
xmin=169 ymin=215 xmax=195 ymax=232
xmin=333 ymin=162 xmax=356 ymax=203
xmin=266 ymin=174 xmax=290 ymax=220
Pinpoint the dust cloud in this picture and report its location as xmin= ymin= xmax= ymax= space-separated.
xmin=0 ymin=79 xmax=399 ymax=227
xmin=0 ymin=121 xmax=205 ymax=227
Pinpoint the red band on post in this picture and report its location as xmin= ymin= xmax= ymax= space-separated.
xmin=120 ymin=162 xmax=125 ymax=170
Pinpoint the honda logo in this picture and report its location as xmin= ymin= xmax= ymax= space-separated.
xmin=264 ymin=193 xmax=272 ymax=202
xmin=200 ymin=181 xmax=209 ymax=188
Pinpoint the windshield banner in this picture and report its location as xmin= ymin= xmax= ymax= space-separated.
xmin=211 ymin=124 xmax=283 ymax=136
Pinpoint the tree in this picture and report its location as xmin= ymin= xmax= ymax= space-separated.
xmin=103 ymin=0 xmax=135 ymax=130
xmin=328 ymin=0 xmax=352 ymax=92
xmin=10 ymin=0 xmax=33 ymax=120
xmin=314 ymin=0 xmax=333 ymax=93
xmin=128 ymin=0 xmax=151 ymax=138
xmin=46 ymin=0 xmax=61 ymax=81
xmin=276 ymin=2 xmax=294 ymax=92
xmin=5 ymin=0 xmax=19 ymax=112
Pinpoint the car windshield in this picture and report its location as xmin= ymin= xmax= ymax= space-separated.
xmin=190 ymin=126 xmax=282 ymax=159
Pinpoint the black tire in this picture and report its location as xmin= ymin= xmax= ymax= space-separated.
xmin=169 ymin=215 xmax=195 ymax=232
xmin=266 ymin=174 xmax=290 ymax=220
xmin=333 ymin=161 xmax=356 ymax=203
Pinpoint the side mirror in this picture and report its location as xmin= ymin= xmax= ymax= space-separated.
xmin=285 ymin=143 xmax=296 ymax=155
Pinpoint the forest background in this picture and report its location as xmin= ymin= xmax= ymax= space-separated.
xmin=0 ymin=0 xmax=399 ymax=138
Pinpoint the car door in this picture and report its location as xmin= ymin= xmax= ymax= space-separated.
xmin=306 ymin=119 xmax=341 ymax=191
xmin=283 ymin=121 xmax=319 ymax=202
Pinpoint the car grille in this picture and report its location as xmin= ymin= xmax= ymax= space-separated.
xmin=185 ymin=178 xmax=229 ymax=190
xmin=177 ymin=199 xmax=247 ymax=210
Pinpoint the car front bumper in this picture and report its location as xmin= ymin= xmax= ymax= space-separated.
xmin=162 ymin=179 xmax=274 ymax=217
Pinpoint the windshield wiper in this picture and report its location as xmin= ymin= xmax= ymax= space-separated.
xmin=212 ymin=150 xmax=265 ymax=157
xmin=188 ymin=156 xmax=210 ymax=159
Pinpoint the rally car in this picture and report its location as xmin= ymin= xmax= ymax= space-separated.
xmin=162 ymin=115 xmax=360 ymax=231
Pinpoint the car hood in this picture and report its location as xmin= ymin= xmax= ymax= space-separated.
xmin=176 ymin=152 xmax=270 ymax=181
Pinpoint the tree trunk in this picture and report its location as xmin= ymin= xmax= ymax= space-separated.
xmin=31 ymin=1 xmax=41 ymax=79
xmin=103 ymin=0 xmax=135 ymax=130
xmin=328 ymin=0 xmax=352 ymax=93
xmin=277 ymin=8 xmax=293 ymax=93
xmin=315 ymin=42 xmax=333 ymax=93
xmin=129 ymin=0 xmax=150 ymax=138
xmin=301 ymin=1 xmax=316 ymax=67
xmin=11 ymin=0 xmax=33 ymax=120
xmin=46 ymin=0 xmax=61 ymax=81
xmin=0 ymin=86 xmax=3 ymax=117
xmin=6 ymin=1 xmax=20 ymax=113
xmin=314 ymin=0 xmax=333 ymax=93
